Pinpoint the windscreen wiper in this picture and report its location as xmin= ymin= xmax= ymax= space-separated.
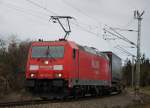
xmin=46 ymin=46 xmax=55 ymax=61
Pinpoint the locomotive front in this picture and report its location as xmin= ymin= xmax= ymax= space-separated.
xmin=25 ymin=40 xmax=72 ymax=97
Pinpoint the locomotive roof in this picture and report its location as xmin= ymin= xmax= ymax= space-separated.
xmin=77 ymin=45 xmax=109 ymax=60
xmin=31 ymin=40 xmax=67 ymax=45
xmin=31 ymin=40 xmax=109 ymax=60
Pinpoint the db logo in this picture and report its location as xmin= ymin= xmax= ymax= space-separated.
xmin=91 ymin=61 xmax=99 ymax=69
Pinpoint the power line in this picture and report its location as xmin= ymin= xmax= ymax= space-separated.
xmin=25 ymin=0 xmax=101 ymax=38
xmin=25 ymin=0 xmax=58 ymax=15
xmin=62 ymin=0 xmax=106 ymax=36
xmin=110 ymin=27 xmax=136 ymax=46
xmin=111 ymin=27 xmax=137 ymax=32
xmin=62 ymin=0 xmax=139 ymax=44
xmin=62 ymin=0 xmax=103 ymax=25
xmin=104 ymin=25 xmax=136 ymax=46
xmin=2 ymin=2 xmax=45 ymax=20
xmin=72 ymin=21 xmax=100 ymax=37
xmin=115 ymin=45 xmax=135 ymax=56
xmin=7 ymin=0 xmax=50 ymax=17
xmin=2 ymin=0 xmax=104 ymax=39
xmin=76 ymin=20 xmax=99 ymax=29
xmin=63 ymin=0 xmax=136 ymax=33
xmin=73 ymin=20 xmax=100 ymax=34
xmin=1 ymin=2 xmax=53 ymax=27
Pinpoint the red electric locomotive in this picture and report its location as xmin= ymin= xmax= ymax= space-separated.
xmin=25 ymin=39 xmax=122 ymax=98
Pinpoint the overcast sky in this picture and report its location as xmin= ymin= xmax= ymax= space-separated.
xmin=0 ymin=0 xmax=150 ymax=61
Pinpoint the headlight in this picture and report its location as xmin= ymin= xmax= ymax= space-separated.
xmin=44 ymin=60 xmax=49 ymax=65
xmin=58 ymin=73 xmax=62 ymax=77
xmin=55 ymin=73 xmax=62 ymax=78
xmin=30 ymin=73 xmax=35 ymax=78
xmin=29 ymin=65 xmax=39 ymax=70
xmin=53 ymin=65 xmax=63 ymax=70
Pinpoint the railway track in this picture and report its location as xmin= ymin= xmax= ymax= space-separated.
xmin=0 ymin=100 xmax=50 ymax=107
xmin=0 ymin=92 xmax=121 ymax=107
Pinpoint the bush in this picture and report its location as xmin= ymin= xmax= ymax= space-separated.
xmin=0 ymin=36 xmax=31 ymax=94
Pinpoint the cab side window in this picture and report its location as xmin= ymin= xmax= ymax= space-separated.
xmin=73 ymin=49 xmax=76 ymax=59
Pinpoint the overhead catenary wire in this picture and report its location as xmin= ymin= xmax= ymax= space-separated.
xmin=62 ymin=0 xmax=104 ymax=37
xmin=26 ymin=0 xmax=101 ymax=37
xmin=25 ymin=0 xmax=58 ymax=15
xmin=25 ymin=0 xmax=101 ymax=38
xmin=4 ymin=0 xmax=135 ymax=43
xmin=72 ymin=21 xmax=100 ymax=37
xmin=111 ymin=28 xmax=137 ymax=32
xmin=104 ymin=25 xmax=137 ymax=46
xmin=62 ymin=0 xmax=103 ymax=27
xmin=115 ymin=45 xmax=135 ymax=57
xmin=3 ymin=0 xmax=100 ymax=38
xmin=109 ymin=27 xmax=136 ymax=46
xmin=3 ymin=0 xmax=136 ymax=55
xmin=63 ymin=0 xmax=136 ymax=29
xmin=6 ymin=0 xmax=51 ymax=17
xmin=25 ymin=0 xmax=136 ymax=42
xmin=103 ymin=25 xmax=137 ymax=58
xmin=1 ymin=1 xmax=65 ymax=40
xmin=62 ymin=0 xmax=138 ymax=46
xmin=1 ymin=1 xmax=51 ymax=25
xmin=62 ymin=0 xmax=137 ymax=33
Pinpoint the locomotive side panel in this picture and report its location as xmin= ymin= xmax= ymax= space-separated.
xmin=77 ymin=49 xmax=111 ymax=86
xmin=99 ymin=56 xmax=111 ymax=85
xmin=79 ymin=50 xmax=98 ymax=80
xmin=66 ymin=42 xmax=80 ymax=84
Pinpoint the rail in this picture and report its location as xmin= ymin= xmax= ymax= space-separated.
xmin=0 ymin=92 xmax=121 ymax=107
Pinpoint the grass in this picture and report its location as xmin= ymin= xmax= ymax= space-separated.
xmin=126 ymin=86 xmax=150 ymax=95
xmin=140 ymin=86 xmax=150 ymax=95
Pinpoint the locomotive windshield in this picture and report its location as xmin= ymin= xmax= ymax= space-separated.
xmin=31 ymin=46 xmax=64 ymax=58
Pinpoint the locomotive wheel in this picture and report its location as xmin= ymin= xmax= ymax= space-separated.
xmin=72 ymin=87 xmax=80 ymax=99
xmin=40 ymin=97 xmax=49 ymax=100
xmin=97 ymin=87 xmax=103 ymax=96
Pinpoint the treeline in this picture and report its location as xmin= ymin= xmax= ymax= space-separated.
xmin=0 ymin=36 xmax=30 ymax=95
xmin=122 ymin=54 xmax=150 ymax=87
